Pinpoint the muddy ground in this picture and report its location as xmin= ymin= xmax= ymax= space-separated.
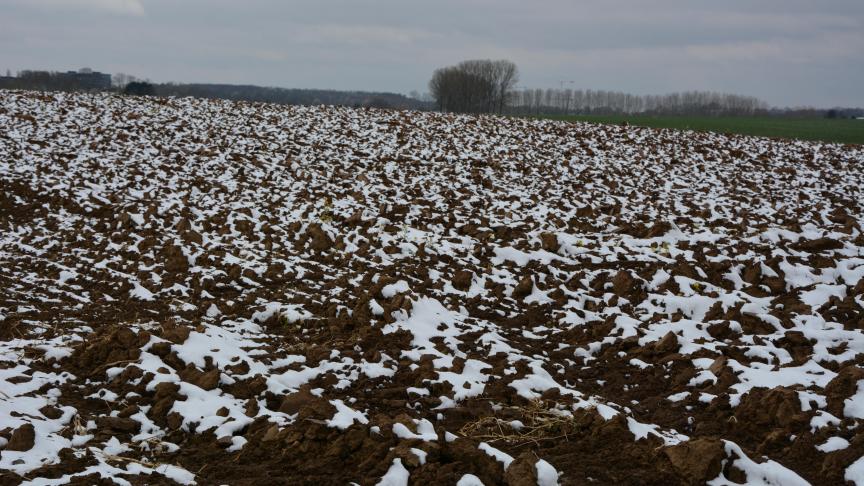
xmin=1 ymin=90 xmax=864 ymax=485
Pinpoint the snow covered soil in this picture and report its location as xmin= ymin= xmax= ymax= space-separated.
xmin=1 ymin=89 xmax=863 ymax=485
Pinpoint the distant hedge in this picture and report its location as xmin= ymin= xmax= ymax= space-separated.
xmin=124 ymin=82 xmax=155 ymax=96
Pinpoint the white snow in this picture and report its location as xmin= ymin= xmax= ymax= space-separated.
xmin=392 ymin=419 xmax=437 ymax=441
xmin=847 ymin=455 xmax=864 ymax=485
xmin=478 ymin=442 xmax=514 ymax=469
xmin=843 ymin=380 xmax=864 ymax=419
xmin=376 ymin=459 xmax=410 ymax=486
xmin=327 ymin=399 xmax=369 ymax=429
xmin=456 ymin=474 xmax=486 ymax=486
xmin=381 ymin=280 xmax=411 ymax=298
xmin=816 ymin=436 xmax=850 ymax=453
xmin=536 ymin=459 xmax=560 ymax=486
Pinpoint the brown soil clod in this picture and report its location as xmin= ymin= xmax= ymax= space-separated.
xmin=539 ymin=233 xmax=560 ymax=253
xmin=513 ymin=275 xmax=535 ymax=299
xmin=5 ymin=423 xmax=36 ymax=452
xmin=663 ymin=439 xmax=726 ymax=484
xmin=96 ymin=417 xmax=140 ymax=434
xmin=452 ymin=270 xmax=474 ymax=291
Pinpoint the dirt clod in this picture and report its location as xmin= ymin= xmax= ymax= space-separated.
xmin=664 ymin=438 xmax=725 ymax=483
xmin=5 ymin=423 xmax=36 ymax=451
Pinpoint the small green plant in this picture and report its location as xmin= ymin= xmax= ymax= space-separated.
xmin=651 ymin=241 xmax=671 ymax=255
xmin=319 ymin=200 xmax=333 ymax=224
xmin=279 ymin=314 xmax=306 ymax=334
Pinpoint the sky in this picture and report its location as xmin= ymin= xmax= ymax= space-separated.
xmin=1 ymin=0 xmax=862 ymax=107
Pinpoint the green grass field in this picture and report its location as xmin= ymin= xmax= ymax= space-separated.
xmin=539 ymin=114 xmax=864 ymax=145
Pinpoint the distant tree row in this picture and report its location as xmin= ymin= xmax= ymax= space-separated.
xmin=428 ymin=60 xmax=519 ymax=114
xmin=508 ymin=88 xmax=770 ymax=116
xmin=425 ymin=62 xmax=773 ymax=117
xmin=124 ymin=82 xmax=155 ymax=96
xmin=151 ymin=83 xmax=427 ymax=110
xmin=0 ymin=71 xmax=430 ymax=110
xmin=2 ymin=66 xmax=859 ymax=118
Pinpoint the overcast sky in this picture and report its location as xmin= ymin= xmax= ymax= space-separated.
xmin=1 ymin=0 xmax=862 ymax=107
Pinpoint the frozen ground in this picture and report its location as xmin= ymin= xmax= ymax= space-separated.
xmin=1 ymin=89 xmax=863 ymax=485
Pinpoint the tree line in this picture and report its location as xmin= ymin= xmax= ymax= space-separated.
xmin=426 ymin=60 xmax=775 ymax=116
xmin=151 ymin=83 xmax=426 ymax=109
xmin=507 ymin=88 xmax=770 ymax=116
xmin=0 ymin=70 xmax=430 ymax=110
xmin=1 ymin=65 xmax=859 ymax=118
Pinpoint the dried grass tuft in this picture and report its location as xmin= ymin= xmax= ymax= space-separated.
xmin=459 ymin=400 xmax=594 ymax=446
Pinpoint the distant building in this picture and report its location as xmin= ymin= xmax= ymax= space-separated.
xmin=6 ymin=68 xmax=113 ymax=91
xmin=59 ymin=68 xmax=111 ymax=90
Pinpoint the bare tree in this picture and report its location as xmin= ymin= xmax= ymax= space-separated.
xmin=112 ymin=73 xmax=138 ymax=88
xmin=428 ymin=60 xmax=519 ymax=114
xmin=492 ymin=60 xmax=519 ymax=113
xmin=429 ymin=66 xmax=489 ymax=113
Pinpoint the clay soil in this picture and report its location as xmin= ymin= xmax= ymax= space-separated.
xmin=1 ymin=90 xmax=864 ymax=485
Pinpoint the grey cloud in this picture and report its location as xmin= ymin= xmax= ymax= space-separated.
xmin=9 ymin=0 xmax=145 ymax=16
xmin=0 ymin=0 xmax=861 ymax=106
